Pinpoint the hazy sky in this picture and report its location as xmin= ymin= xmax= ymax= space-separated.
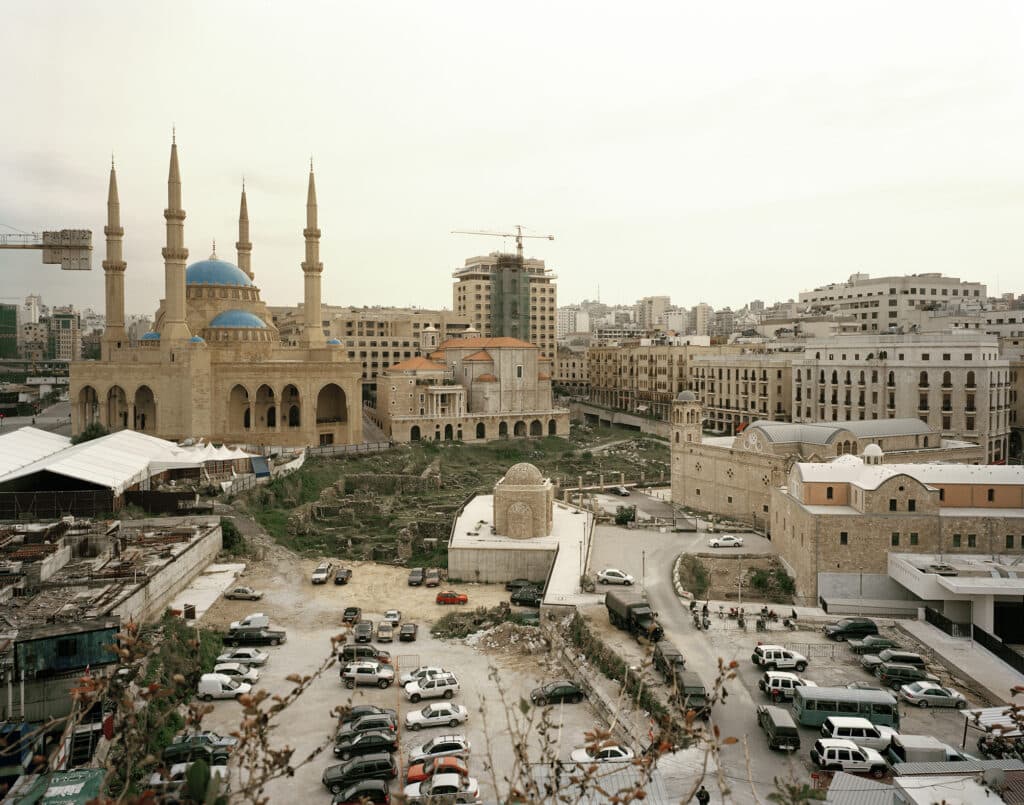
xmin=3 ymin=1 xmax=1024 ymax=317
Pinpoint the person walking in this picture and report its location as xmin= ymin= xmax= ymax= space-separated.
xmin=696 ymin=784 xmax=711 ymax=804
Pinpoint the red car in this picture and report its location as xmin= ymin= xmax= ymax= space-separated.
xmin=405 ymin=755 xmax=471 ymax=785
xmin=435 ymin=591 xmax=468 ymax=605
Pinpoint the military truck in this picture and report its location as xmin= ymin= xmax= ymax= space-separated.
xmin=605 ymin=590 xmax=664 ymax=641
xmin=673 ymin=670 xmax=710 ymax=720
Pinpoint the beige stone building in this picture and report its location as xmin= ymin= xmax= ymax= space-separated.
xmin=688 ymin=351 xmax=794 ymax=434
xmin=70 ymin=141 xmax=362 ymax=448
xmin=374 ymin=333 xmax=569 ymax=442
xmin=452 ymin=252 xmax=557 ymax=358
xmin=792 ymin=333 xmax=1011 ymax=463
xmin=554 ymin=345 xmax=588 ymax=396
xmin=770 ymin=449 xmax=1024 ymax=603
xmin=493 ymin=462 xmax=554 ymax=539
xmin=670 ymin=394 xmax=985 ymax=528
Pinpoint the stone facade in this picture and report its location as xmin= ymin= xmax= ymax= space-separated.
xmin=70 ymin=142 xmax=362 ymax=448
xmin=688 ymin=351 xmax=794 ymax=434
xmin=554 ymin=345 xmax=588 ymax=395
xmin=493 ymin=462 xmax=553 ymax=539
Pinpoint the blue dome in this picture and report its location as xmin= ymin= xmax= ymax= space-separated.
xmin=326 ymin=338 xmax=342 ymax=345
xmin=140 ymin=331 xmax=161 ymax=340
xmin=189 ymin=335 xmax=206 ymax=343
xmin=186 ymin=258 xmax=253 ymax=287
xmin=208 ymin=310 xmax=268 ymax=328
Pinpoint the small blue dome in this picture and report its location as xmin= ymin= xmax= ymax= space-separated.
xmin=140 ymin=331 xmax=161 ymax=340
xmin=186 ymin=258 xmax=253 ymax=287
xmin=326 ymin=338 xmax=342 ymax=345
xmin=208 ymin=309 xmax=268 ymax=328
xmin=189 ymin=335 xmax=206 ymax=343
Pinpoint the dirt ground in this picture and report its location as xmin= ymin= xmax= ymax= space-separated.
xmin=686 ymin=552 xmax=794 ymax=604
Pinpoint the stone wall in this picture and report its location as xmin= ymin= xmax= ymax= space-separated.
xmin=447 ymin=545 xmax=557 ymax=584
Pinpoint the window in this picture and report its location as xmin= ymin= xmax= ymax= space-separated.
xmin=891 ymin=532 xmax=900 ymax=546
xmin=953 ymin=534 xmax=961 ymax=548
xmin=889 ymin=499 xmax=897 ymax=511
xmin=987 ymin=489 xmax=994 ymax=502
xmin=939 ymin=488 xmax=945 ymax=501
xmin=516 ymin=365 xmax=523 ymax=379
xmin=1006 ymin=535 xmax=1014 ymax=550
xmin=908 ymin=500 xmax=916 ymax=512
xmin=840 ymin=532 xmax=848 ymax=546
xmin=967 ymin=534 xmax=976 ymax=548
xmin=57 ymin=637 xmax=78 ymax=657
xmin=826 ymin=486 xmax=834 ymax=500
xmin=909 ymin=532 xmax=919 ymax=546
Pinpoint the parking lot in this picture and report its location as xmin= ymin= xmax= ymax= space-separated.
xmin=197 ymin=558 xmax=602 ymax=802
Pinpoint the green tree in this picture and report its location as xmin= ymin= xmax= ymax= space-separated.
xmin=71 ymin=422 xmax=108 ymax=444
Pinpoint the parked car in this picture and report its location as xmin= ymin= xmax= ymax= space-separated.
xmin=216 ymin=647 xmax=269 ymax=667
xmin=405 ymin=703 xmax=469 ymax=731
xmin=820 ymin=717 xmax=898 ymax=752
xmin=436 ymin=591 xmax=468 ymax=605
xmin=751 ymin=645 xmax=808 ymax=672
xmin=197 ymin=673 xmax=251 ymax=701
xmin=424 ymin=569 xmax=441 ymax=587
xmin=596 ymin=568 xmax=634 ymax=586
xmin=170 ymin=730 xmax=238 ymax=753
xmin=511 ymin=586 xmax=543 ymax=607
xmin=505 ymin=578 xmax=534 ymax=592
xmin=343 ymin=606 xmax=362 ymax=624
xmin=404 ymin=755 xmax=470 ymax=785
xmin=229 ymin=613 xmax=269 ymax=631
xmin=224 ymin=586 xmax=262 ymax=601
xmin=861 ymin=649 xmax=925 ymax=673
xmin=162 ymin=741 xmax=230 ymax=766
xmin=707 ymin=534 xmax=744 ymax=548
xmin=407 ymin=567 xmax=425 ymax=586
xmin=531 ymin=681 xmax=584 ymax=706
xmin=312 ymin=562 xmax=333 ymax=584
xmin=354 ymin=620 xmax=375 ymax=642
xmin=824 ymin=618 xmax=879 ymax=642
xmin=403 ymin=772 xmax=479 ymax=805
xmin=570 ymin=743 xmax=635 ymax=763
xmin=848 ymin=635 xmax=901 ymax=655
xmin=341 ymin=661 xmax=395 ymax=689
xmin=339 ymin=644 xmax=391 ymax=664
xmin=321 ymin=754 xmax=398 ymax=794
xmin=212 ymin=662 xmax=260 ymax=684
xmin=341 ymin=705 xmax=397 ymax=723
xmin=399 ymin=623 xmax=419 ymax=642
xmin=400 ymin=666 xmax=450 ymax=686
xmin=376 ymin=622 xmax=394 ymax=643
xmin=846 ymin=681 xmax=885 ymax=692
xmin=407 ymin=735 xmax=471 ymax=765
xmin=333 ymin=729 xmax=399 ymax=761
xmin=330 ymin=779 xmax=391 ymax=805
xmin=609 ymin=485 xmax=631 ymax=496
xmin=223 ymin=628 xmax=286 ymax=647
xmin=383 ymin=609 xmax=401 ymax=625
xmin=405 ymin=674 xmax=460 ymax=703
xmin=899 ymin=682 xmax=966 ymax=709
xmin=810 ymin=739 xmax=887 ymax=778
xmin=334 ymin=567 xmax=352 ymax=585
xmin=757 ymin=705 xmax=800 ymax=752
xmin=758 ymin=671 xmax=816 ymax=702
xmin=877 ymin=662 xmax=940 ymax=690
xmin=338 ymin=713 xmax=398 ymax=736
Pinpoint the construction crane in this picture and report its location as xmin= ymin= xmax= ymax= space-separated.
xmin=451 ymin=225 xmax=553 ymax=260
xmin=0 ymin=229 xmax=93 ymax=270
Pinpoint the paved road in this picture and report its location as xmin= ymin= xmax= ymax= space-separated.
xmin=0 ymin=400 xmax=71 ymax=437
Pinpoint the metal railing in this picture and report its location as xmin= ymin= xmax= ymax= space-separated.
xmin=973 ymin=624 xmax=1024 ymax=675
xmin=924 ymin=606 xmax=971 ymax=638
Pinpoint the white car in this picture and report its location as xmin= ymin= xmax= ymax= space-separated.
xmin=407 ymin=734 xmax=471 ymax=764
xmin=596 ymin=568 xmax=634 ymax=586
xmin=212 ymin=662 xmax=260 ymax=684
xmin=405 ymin=675 xmax=460 ymax=703
xmin=311 ymin=562 xmax=332 ymax=584
xmin=404 ymin=772 xmax=479 ymax=804
xmin=708 ymin=534 xmax=744 ymax=548
xmin=570 ymin=743 xmax=636 ymax=763
xmin=405 ymin=702 xmax=469 ymax=731
xmin=229 ymin=613 xmax=269 ymax=631
xmin=383 ymin=609 xmax=402 ymax=625
xmin=215 ymin=647 xmax=269 ymax=667
xmin=400 ymin=666 xmax=450 ymax=686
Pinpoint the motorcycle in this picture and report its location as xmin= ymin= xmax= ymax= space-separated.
xmin=737 ymin=615 xmax=746 ymax=629
xmin=718 ymin=605 xmax=726 ymax=620
xmin=755 ymin=618 xmax=767 ymax=632
xmin=702 ymin=614 xmax=711 ymax=630
xmin=692 ymin=611 xmax=702 ymax=629
xmin=782 ymin=618 xmax=797 ymax=631
xmin=726 ymin=607 xmax=742 ymax=620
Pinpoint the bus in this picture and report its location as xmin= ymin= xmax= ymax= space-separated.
xmin=791 ymin=687 xmax=899 ymax=729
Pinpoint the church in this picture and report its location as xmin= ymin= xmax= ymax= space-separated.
xmin=70 ymin=138 xmax=362 ymax=448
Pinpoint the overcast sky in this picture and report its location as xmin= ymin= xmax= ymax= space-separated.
xmin=3 ymin=1 xmax=1024 ymax=317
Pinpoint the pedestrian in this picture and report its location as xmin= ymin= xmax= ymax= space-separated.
xmin=701 ymin=601 xmax=709 ymax=618
xmin=696 ymin=784 xmax=710 ymax=804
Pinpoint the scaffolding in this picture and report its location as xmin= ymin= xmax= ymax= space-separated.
xmin=490 ymin=253 xmax=531 ymax=341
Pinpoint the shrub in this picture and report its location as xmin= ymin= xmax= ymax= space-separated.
xmin=71 ymin=422 xmax=108 ymax=444
xmin=615 ymin=505 xmax=637 ymax=526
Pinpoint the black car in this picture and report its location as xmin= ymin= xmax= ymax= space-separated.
xmin=331 ymin=779 xmax=391 ymax=805
xmin=408 ymin=567 xmax=424 ymax=586
xmin=338 ymin=713 xmax=398 ymax=736
xmin=342 ymin=704 xmax=397 ymax=722
xmin=224 ymin=628 xmax=286 ymax=647
xmin=161 ymin=742 xmax=229 ymax=766
xmin=399 ymin=623 xmax=419 ymax=642
xmin=343 ymin=606 xmax=362 ymax=624
xmin=322 ymin=753 xmax=398 ymax=794
xmin=824 ymin=617 xmax=878 ymax=642
xmin=505 ymin=578 xmax=533 ymax=592
xmin=334 ymin=568 xmax=353 ymax=585
xmin=333 ymin=729 xmax=399 ymax=760
xmin=531 ymin=681 xmax=584 ymax=705
xmin=511 ymin=586 xmax=543 ymax=607
xmin=354 ymin=620 xmax=374 ymax=643
xmin=848 ymin=635 xmax=901 ymax=655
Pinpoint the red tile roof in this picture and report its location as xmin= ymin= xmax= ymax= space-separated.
xmin=387 ymin=357 xmax=445 ymax=372
xmin=476 ymin=373 xmax=498 ymax=382
xmin=438 ymin=336 xmax=537 ymax=350
xmin=462 ymin=349 xmax=493 ymax=362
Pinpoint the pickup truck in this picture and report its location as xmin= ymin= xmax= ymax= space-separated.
xmin=224 ymin=628 xmax=287 ymax=647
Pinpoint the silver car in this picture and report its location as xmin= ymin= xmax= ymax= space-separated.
xmin=405 ymin=703 xmax=469 ymax=731
xmin=899 ymin=682 xmax=967 ymax=709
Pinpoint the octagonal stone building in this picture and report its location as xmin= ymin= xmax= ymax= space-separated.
xmin=493 ymin=462 xmax=553 ymax=539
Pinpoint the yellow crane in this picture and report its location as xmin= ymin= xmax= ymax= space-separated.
xmin=451 ymin=225 xmax=553 ymax=260
xmin=0 ymin=229 xmax=93 ymax=270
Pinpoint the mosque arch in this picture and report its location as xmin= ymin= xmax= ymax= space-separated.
xmin=229 ymin=385 xmax=250 ymax=430
xmin=106 ymin=385 xmax=128 ymax=430
xmin=316 ymin=383 xmax=347 ymax=424
xmin=77 ymin=386 xmax=99 ymax=429
xmin=133 ymin=385 xmax=156 ymax=432
xmin=255 ymin=384 xmax=275 ymax=430
xmin=282 ymin=385 xmax=301 ymax=427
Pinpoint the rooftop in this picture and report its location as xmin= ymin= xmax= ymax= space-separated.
xmin=796 ymin=455 xmax=1024 ymax=490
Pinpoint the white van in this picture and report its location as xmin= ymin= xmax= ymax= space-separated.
xmin=198 ymin=673 xmax=252 ymax=701
xmin=229 ymin=613 xmax=269 ymax=631
xmin=820 ymin=716 xmax=898 ymax=752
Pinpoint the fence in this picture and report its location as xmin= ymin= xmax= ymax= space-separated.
xmin=972 ymin=624 xmax=1024 ymax=675
xmin=924 ymin=606 xmax=972 ymax=639
xmin=306 ymin=440 xmax=392 ymax=457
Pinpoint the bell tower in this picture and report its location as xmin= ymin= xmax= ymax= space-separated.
xmin=672 ymin=390 xmax=703 ymax=446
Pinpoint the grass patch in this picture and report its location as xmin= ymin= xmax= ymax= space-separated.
xmin=676 ymin=554 xmax=709 ymax=598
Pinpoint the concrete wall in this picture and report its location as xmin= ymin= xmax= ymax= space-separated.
xmin=818 ymin=572 xmax=916 ymax=601
xmin=448 ymin=545 xmax=556 ymax=584
xmin=573 ymin=402 xmax=671 ymax=438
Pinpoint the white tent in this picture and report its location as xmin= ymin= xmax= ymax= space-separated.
xmin=0 ymin=427 xmax=71 ymax=481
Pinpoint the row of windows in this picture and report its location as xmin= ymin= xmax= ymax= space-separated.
xmin=836 ymin=532 xmax=1018 ymax=549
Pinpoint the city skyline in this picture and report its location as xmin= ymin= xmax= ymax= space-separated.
xmin=4 ymin=2 xmax=1024 ymax=315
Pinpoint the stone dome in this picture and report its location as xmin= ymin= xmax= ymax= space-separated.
xmin=863 ymin=444 xmax=883 ymax=457
xmin=676 ymin=390 xmax=697 ymax=402
xmin=326 ymin=338 xmax=342 ymax=345
xmin=503 ymin=462 xmax=544 ymax=486
xmin=208 ymin=310 xmax=268 ymax=328
xmin=140 ymin=331 xmax=161 ymax=340
xmin=186 ymin=257 xmax=254 ymax=287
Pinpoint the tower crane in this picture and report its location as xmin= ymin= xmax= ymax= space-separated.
xmin=0 ymin=228 xmax=93 ymax=270
xmin=451 ymin=225 xmax=553 ymax=260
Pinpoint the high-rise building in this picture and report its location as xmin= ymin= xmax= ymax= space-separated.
xmin=48 ymin=307 xmax=81 ymax=361
xmin=556 ymin=305 xmax=579 ymax=339
xmin=23 ymin=294 xmax=42 ymax=325
xmin=692 ymin=303 xmax=713 ymax=337
xmin=0 ymin=304 xmax=17 ymax=359
xmin=635 ymin=296 xmax=670 ymax=330
xmin=452 ymin=252 xmax=557 ymax=358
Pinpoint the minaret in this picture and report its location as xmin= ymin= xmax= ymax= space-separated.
xmin=160 ymin=131 xmax=191 ymax=342
xmin=101 ymin=157 xmax=126 ymax=359
xmin=236 ymin=181 xmax=253 ymax=279
xmin=301 ymin=162 xmax=325 ymax=347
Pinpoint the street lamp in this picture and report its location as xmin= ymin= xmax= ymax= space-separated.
xmin=642 ymin=549 xmax=646 ymax=591
xmin=737 ymin=554 xmax=742 ymax=606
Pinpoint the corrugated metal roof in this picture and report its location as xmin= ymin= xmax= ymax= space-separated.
xmin=892 ymin=759 xmax=1024 ymax=776
xmin=0 ymin=427 xmax=71 ymax=479
xmin=747 ymin=418 xmax=933 ymax=445
xmin=825 ymin=771 xmax=892 ymax=805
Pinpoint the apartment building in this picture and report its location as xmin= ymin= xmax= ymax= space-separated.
xmin=792 ymin=333 xmax=1011 ymax=463
xmin=635 ymin=296 xmax=670 ymax=330
xmin=687 ymin=351 xmax=794 ymax=434
xmin=452 ymin=252 xmax=557 ymax=358
xmin=554 ymin=345 xmax=588 ymax=396
xmin=48 ymin=307 xmax=81 ymax=361
xmin=799 ymin=273 xmax=986 ymax=332
xmin=557 ymin=306 xmax=590 ymax=339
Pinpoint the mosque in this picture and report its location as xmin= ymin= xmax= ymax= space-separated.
xmin=69 ymin=138 xmax=362 ymax=448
